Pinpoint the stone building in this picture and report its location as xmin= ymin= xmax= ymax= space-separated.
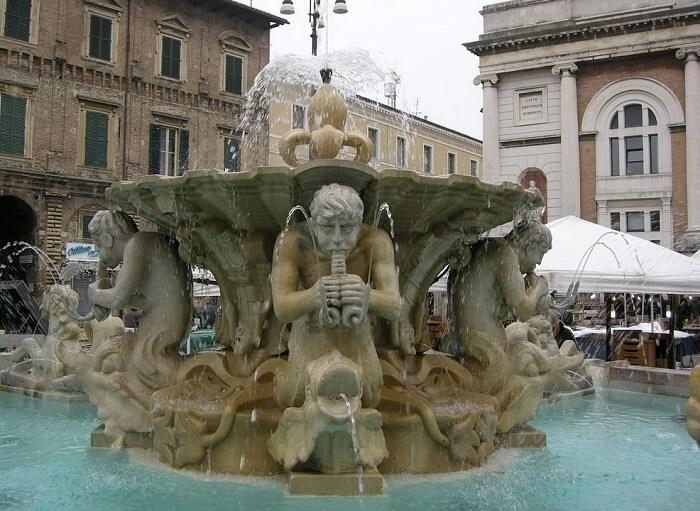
xmin=0 ymin=0 xmax=284 ymax=299
xmin=268 ymin=93 xmax=483 ymax=177
xmin=465 ymin=0 xmax=700 ymax=251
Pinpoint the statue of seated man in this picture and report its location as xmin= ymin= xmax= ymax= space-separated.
xmin=87 ymin=210 xmax=191 ymax=390
xmin=271 ymin=183 xmax=400 ymax=408
xmin=449 ymin=220 xmax=552 ymax=396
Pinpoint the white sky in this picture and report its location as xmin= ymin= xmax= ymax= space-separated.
xmin=248 ymin=0 xmax=503 ymax=140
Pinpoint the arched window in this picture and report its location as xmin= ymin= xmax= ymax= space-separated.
xmin=608 ymin=103 xmax=660 ymax=176
xmin=519 ymin=168 xmax=547 ymax=223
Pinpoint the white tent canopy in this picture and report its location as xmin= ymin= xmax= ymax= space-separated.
xmin=693 ymin=249 xmax=700 ymax=262
xmin=538 ymin=216 xmax=700 ymax=295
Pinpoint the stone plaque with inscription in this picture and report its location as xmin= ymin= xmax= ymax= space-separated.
xmin=519 ymin=91 xmax=544 ymax=123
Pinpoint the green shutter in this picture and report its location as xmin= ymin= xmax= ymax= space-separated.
xmin=225 ymin=55 xmax=243 ymax=95
xmin=149 ymin=124 xmax=161 ymax=174
xmin=178 ymin=129 xmax=189 ymax=175
xmin=0 ymin=94 xmax=27 ymax=156
xmin=4 ymin=0 xmax=32 ymax=41
xmin=84 ymin=111 xmax=109 ymax=168
xmin=161 ymin=36 xmax=181 ymax=79
xmin=89 ymin=15 xmax=112 ymax=61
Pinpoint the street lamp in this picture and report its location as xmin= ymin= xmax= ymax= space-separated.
xmin=280 ymin=0 xmax=349 ymax=56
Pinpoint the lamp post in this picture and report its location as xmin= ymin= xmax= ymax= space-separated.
xmin=280 ymin=0 xmax=348 ymax=56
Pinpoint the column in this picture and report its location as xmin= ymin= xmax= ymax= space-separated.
xmin=552 ymin=63 xmax=581 ymax=217
xmin=677 ymin=48 xmax=700 ymax=237
xmin=474 ymin=74 xmax=500 ymax=182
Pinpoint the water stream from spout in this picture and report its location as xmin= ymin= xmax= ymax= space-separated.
xmin=339 ymin=392 xmax=363 ymax=495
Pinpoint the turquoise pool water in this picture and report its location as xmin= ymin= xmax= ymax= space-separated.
xmin=1 ymin=389 xmax=699 ymax=511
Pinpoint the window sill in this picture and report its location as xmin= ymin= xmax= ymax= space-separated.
xmin=77 ymin=165 xmax=113 ymax=172
xmin=156 ymin=74 xmax=186 ymax=85
xmin=0 ymin=153 xmax=31 ymax=163
xmin=82 ymin=55 xmax=117 ymax=68
xmin=0 ymin=35 xmax=37 ymax=49
xmin=220 ymin=90 xmax=245 ymax=99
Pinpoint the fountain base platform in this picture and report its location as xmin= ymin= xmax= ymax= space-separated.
xmin=91 ymin=424 xmax=153 ymax=449
xmin=288 ymin=468 xmax=384 ymax=496
xmin=495 ymin=425 xmax=546 ymax=448
xmin=0 ymin=383 xmax=87 ymax=402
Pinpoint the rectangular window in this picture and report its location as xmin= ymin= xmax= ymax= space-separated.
xmin=367 ymin=127 xmax=378 ymax=159
xmin=626 ymin=211 xmax=645 ymax=232
xmin=470 ymin=159 xmax=478 ymax=177
xmin=0 ymin=93 xmax=27 ymax=156
xmin=447 ymin=153 xmax=456 ymax=175
xmin=610 ymin=212 xmax=621 ymax=232
xmin=224 ymin=136 xmax=240 ymax=172
xmin=4 ymin=0 xmax=32 ymax=41
xmin=292 ymin=104 xmax=305 ymax=129
xmin=650 ymin=210 xmax=660 ymax=232
xmin=649 ymin=134 xmax=658 ymax=174
xmin=224 ymin=54 xmax=243 ymax=95
xmin=160 ymin=36 xmax=182 ymax=80
xmin=149 ymin=124 xmax=188 ymax=176
xmin=423 ymin=145 xmax=432 ymax=174
xmin=84 ymin=110 xmax=109 ymax=168
xmin=396 ymin=136 xmax=406 ymax=167
xmin=610 ymin=138 xmax=619 ymax=176
xmin=89 ymin=14 xmax=112 ymax=62
xmin=625 ymin=136 xmax=644 ymax=175
xmin=81 ymin=215 xmax=94 ymax=240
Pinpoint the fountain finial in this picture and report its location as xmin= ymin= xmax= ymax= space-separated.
xmin=278 ymin=72 xmax=374 ymax=167
xmin=320 ymin=68 xmax=333 ymax=84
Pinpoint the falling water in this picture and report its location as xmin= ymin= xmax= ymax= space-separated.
xmin=339 ymin=392 xmax=363 ymax=495
xmin=1 ymin=241 xmax=61 ymax=285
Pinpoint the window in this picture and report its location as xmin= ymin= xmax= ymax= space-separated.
xmin=470 ymin=159 xmax=478 ymax=177
xmin=88 ymin=14 xmax=112 ymax=62
xmin=625 ymin=136 xmax=643 ymax=175
xmin=396 ymin=136 xmax=406 ymax=167
xmin=423 ymin=145 xmax=432 ymax=174
xmin=367 ymin=127 xmax=378 ymax=160
xmin=0 ymin=93 xmax=27 ymax=156
xmin=447 ymin=152 xmax=456 ymax=175
xmin=2 ymin=0 xmax=31 ymax=41
xmin=78 ymin=99 xmax=117 ymax=169
xmin=292 ymin=104 xmax=305 ymax=129
xmin=610 ymin=212 xmax=620 ymax=231
xmin=626 ymin=211 xmax=645 ymax=232
xmin=83 ymin=110 xmax=109 ymax=168
xmin=607 ymin=102 xmax=661 ymax=176
xmin=223 ymin=54 xmax=243 ymax=95
xmin=155 ymin=16 xmax=191 ymax=81
xmin=650 ymin=240 xmax=661 ymax=245
xmin=160 ymin=36 xmax=182 ymax=80
xmin=149 ymin=124 xmax=189 ymax=176
xmin=224 ymin=136 xmax=241 ymax=172
xmin=650 ymin=210 xmax=660 ymax=232
xmin=81 ymin=214 xmax=94 ymax=240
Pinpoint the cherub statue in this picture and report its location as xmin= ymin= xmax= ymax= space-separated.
xmin=271 ymin=183 xmax=400 ymax=409
xmin=87 ymin=210 xmax=191 ymax=390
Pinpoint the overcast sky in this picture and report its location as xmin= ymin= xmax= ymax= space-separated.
xmin=249 ymin=0 xmax=502 ymax=140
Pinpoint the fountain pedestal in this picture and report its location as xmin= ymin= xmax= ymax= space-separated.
xmin=288 ymin=468 xmax=383 ymax=496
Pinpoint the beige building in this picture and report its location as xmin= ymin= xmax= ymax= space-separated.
xmin=466 ymin=0 xmax=700 ymax=251
xmin=268 ymin=92 xmax=483 ymax=177
xmin=0 ymin=0 xmax=284 ymax=303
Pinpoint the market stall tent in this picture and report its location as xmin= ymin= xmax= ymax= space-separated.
xmin=538 ymin=216 xmax=700 ymax=295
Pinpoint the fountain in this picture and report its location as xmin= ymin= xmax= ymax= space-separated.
xmin=37 ymin=68 xmax=600 ymax=497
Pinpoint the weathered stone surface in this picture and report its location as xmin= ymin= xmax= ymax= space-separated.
xmin=288 ymin=468 xmax=383 ymax=496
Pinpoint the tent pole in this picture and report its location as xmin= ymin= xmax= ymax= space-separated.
xmin=667 ymin=295 xmax=678 ymax=369
xmin=605 ymin=294 xmax=612 ymax=362
xmin=624 ymin=293 xmax=628 ymax=327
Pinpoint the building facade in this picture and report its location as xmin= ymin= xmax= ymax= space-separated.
xmin=268 ymin=93 xmax=483 ymax=177
xmin=0 ymin=0 xmax=284 ymax=298
xmin=466 ymin=0 xmax=700 ymax=251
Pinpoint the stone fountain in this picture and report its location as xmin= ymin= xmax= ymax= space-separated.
xmin=54 ymin=70 xmax=585 ymax=495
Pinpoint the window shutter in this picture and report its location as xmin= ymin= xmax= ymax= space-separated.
xmin=161 ymin=37 xmax=181 ymax=79
xmin=0 ymin=95 xmax=27 ymax=156
xmin=178 ymin=129 xmax=189 ymax=175
xmin=84 ymin=111 xmax=108 ymax=168
xmin=89 ymin=15 xmax=112 ymax=61
xmin=226 ymin=55 xmax=243 ymax=95
xmin=4 ymin=0 xmax=32 ymax=41
xmin=224 ymin=137 xmax=240 ymax=172
xmin=149 ymin=124 xmax=161 ymax=174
